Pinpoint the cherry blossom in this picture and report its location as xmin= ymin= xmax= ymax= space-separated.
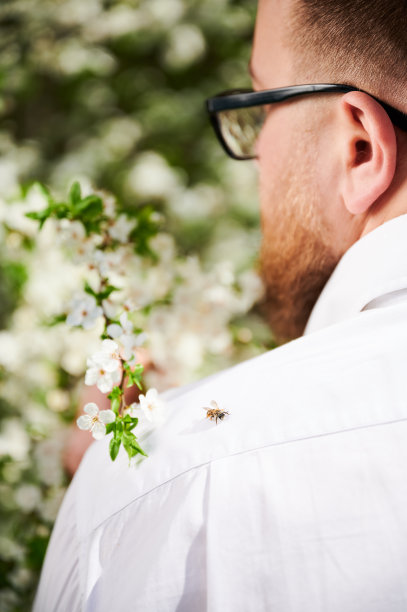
xmin=85 ymin=339 xmax=122 ymax=393
xmin=107 ymin=214 xmax=137 ymax=243
xmin=107 ymin=312 xmax=146 ymax=360
xmin=57 ymin=219 xmax=97 ymax=262
xmin=91 ymin=249 xmax=126 ymax=277
xmin=77 ymin=402 xmax=115 ymax=440
xmin=66 ymin=294 xmax=103 ymax=329
xmin=138 ymin=388 xmax=165 ymax=424
xmin=127 ymin=388 xmax=165 ymax=438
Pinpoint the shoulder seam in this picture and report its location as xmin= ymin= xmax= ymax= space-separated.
xmin=93 ymin=414 xmax=407 ymax=531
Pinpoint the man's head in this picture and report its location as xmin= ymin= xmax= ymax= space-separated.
xmin=251 ymin=0 xmax=407 ymax=343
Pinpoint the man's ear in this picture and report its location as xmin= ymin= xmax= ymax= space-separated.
xmin=338 ymin=91 xmax=397 ymax=215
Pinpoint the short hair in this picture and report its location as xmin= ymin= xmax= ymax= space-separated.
xmin=290 ymin=0 xmax=407 ymax=109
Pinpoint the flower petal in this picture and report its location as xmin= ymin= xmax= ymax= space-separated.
xmin=141 ymin=405 xmax=154 ymax=422
xmin=103 ymin=358 xmax=121 ymax=373
xmin=66 ymin=312 xmax=81 ymax=327
xmin=99 ymin=409 xmax=115 ymax=424
xmin=119 ymin=312 xmax=133 ymax=332
xmin=77 ymin=415 xmax=92 ymax=431
xmin=84 ymin=402 xmax=99 ymax=417
xmin=135 ymin=332 xmax=147 ymax=346
xmin=85 ymin=368 xmax=98 ymax=386
xmin=146 ymin=388 xmax=158 ymax=402
xmin=91 ymin=421 xmax=106 ymax=440
xmin=112 ymin=369 xmax=123 ymax=384
xmin=101 ymin=339 xmax=119 ymax=354
xmin=107 ymin=323 xmax=122 ymax=339
xmin=127 ymin=402 xmax=140 ymax=418
xmin=96 ymin=374 xmax=118 ymax=394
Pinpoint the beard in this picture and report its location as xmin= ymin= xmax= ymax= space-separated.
xmin=259 ymin=159 xmax=340 ymax=345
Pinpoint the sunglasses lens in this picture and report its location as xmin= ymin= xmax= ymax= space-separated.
xmin=217 ymin=105 xmax=267 ymax=159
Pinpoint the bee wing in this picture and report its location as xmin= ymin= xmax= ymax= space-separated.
xmin=209 ymin=400 xmax=219 ymax=409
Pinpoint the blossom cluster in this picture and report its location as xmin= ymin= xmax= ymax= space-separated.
xmin=0 ymin=181 xmax=267 ymax=611
xmin=25 ymin=181 xmax=172 ymax=462
xmin=21 ymin=180 xmax=268 ymax=465
xmin=0 ymin=1 xmax=260 ymax=607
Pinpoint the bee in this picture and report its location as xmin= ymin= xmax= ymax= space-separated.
xmin=203 ymin=400 xmax=229 ymax=424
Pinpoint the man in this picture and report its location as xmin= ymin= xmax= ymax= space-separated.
xmin=35 ymin=0 xmax=407 ymax=610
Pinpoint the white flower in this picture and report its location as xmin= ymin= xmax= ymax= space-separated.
xmin=101 ymin=193 xmax=116 ymax=218
xmin=15 ymin=485 xmax=41 ymax=513
xmin=102 ymin=297 xmax=119 ymax=319
xmin=0 ymin=419 xmax=30 ymax=461
xmin=164 ymin=24 xmax=206 ymax=69
xmin=138 ymin=388 xmax=165 ymax=424
xmin=57 ymin=219 xmax=97 ymax=262
xmin=123 ymin=299 xmax=138 ymax=313
xmin=107 ymin=214 xmax=137 ymax=243
xmin=77 ymin=402 xmax=115 ymax=439
xmin=90 ymin=248 xmax=126 ymax=277
xmin=127 ymin=388 xmax=165 ymax=438
xmin=59 ymin=219 xmax=86 ymax=242
xmin=107 ymin=311 xmax=133 ymax=338
xmin=97 ymin=338 xmax=120 ymax=357
xmin=66 ymin=294 xmax=103 ymax=329
xmin=85 ymin=339 xmax=122 ymax=393
xmin=107 ymin=312 xmax=146 ymax=361
xmin=126 ymin=151 xmax=181 ymax=199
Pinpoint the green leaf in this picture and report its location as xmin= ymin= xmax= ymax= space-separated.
xmin=73 ymin=195 xmax=103 ymax=220
xmin=115 ymin=420 xmax=123 ymax=438
xmin=69 ymin=181 xmax=82 ymax=205
xmin=52 ymin=202 xmax=71 ymax=219
xmin=97 ymin=284 xmax=120 ymax=301
xmin=128 ymin=206 xmax=160 ymax=260
xmin=84 ymin=281 xmax=120 ymax=305
xmin=84 ymin=281 xmax=98 ymax=299
xmin=108 ymin=386 xmax=123 ymax=401
xmin=110 ymin=396 xmax=121 ymax=415
xmin=105 ymin=421 xmax=115 ymax=434
xmin=122 ymin=431 xmax=148 ymax=458
xmin=25 ymin=209 xmax=51 ymax=229
xmin=123 ymin=414 xmax=138 ymax=431
xmin=43 ymin=313 xmax=67 ymax=327
xmin=124 ymin=362 xmax=144 ymax=390
xmin=127 ymin=417 xmax=138 ymax=432
xmin=109 ymin=436 xmax=121 ymax=461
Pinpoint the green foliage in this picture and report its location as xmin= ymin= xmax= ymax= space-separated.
xmin=26 ymin=181 xmax=104 ymax=233
xmin=0 ymin=1 xmax=262 ymax=610
xmin=109 ymin=435 xmax=121 ymax=461
xmin=123 ymin=431 xmax=147 ymax=459
xmin=107 ymin=387 xmax=146 ymax=460
xmin=0 ymin=0 xmax=257 ymax=253
xmin=0 ymin=260 xmax=28 ymax=330
xmin=124 ymin=363 xmax=144 ymax=390
xmin=84 ymin=281 xmax=120 ymax=306
xmin=129 ymin=206 xmax=161 ymax=259
xmin=107 ymin=386 xmax=123 ymax=415
xmin=109 ymin=414 xmax=146 ymax=461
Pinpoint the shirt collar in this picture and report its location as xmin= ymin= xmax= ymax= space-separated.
xmin=305 ymin=213 xmax=407 ymax=334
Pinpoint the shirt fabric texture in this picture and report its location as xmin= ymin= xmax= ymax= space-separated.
xmin=34 ymin=214 xmax=407 ymax=612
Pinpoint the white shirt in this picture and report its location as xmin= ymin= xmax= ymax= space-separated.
xmin=35 ymin=215 xmax=407 ymax=612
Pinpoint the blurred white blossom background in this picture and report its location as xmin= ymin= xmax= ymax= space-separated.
xmin=0 ymin=1 xmax=275 ymax=609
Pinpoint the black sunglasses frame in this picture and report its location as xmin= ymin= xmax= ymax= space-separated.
xmin=206 ymin=83 xmax=407 ymax=160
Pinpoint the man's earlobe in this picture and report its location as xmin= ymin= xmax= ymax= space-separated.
xmin=339 ymin=92 xmax=397 ymax=215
